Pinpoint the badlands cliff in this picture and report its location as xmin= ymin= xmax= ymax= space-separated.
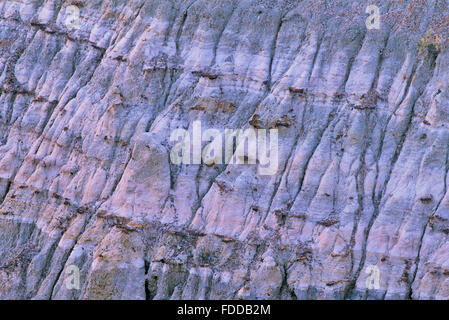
xmin=0 ymin=0 xmax=449 ymax=299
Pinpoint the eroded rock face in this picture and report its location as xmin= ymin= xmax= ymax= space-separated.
xmin=0 ymin=0 xmax=449 ymax=300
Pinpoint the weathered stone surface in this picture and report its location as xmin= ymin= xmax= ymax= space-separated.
xmin=0 ymin=0 xmax=449 ymax=300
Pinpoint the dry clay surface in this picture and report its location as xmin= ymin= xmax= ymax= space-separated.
xmin=1 ymin=0 xmax=449 ymax=299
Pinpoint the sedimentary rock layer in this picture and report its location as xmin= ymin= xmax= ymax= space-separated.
xmin=0 ymin=0 xmax=449 ymax=299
